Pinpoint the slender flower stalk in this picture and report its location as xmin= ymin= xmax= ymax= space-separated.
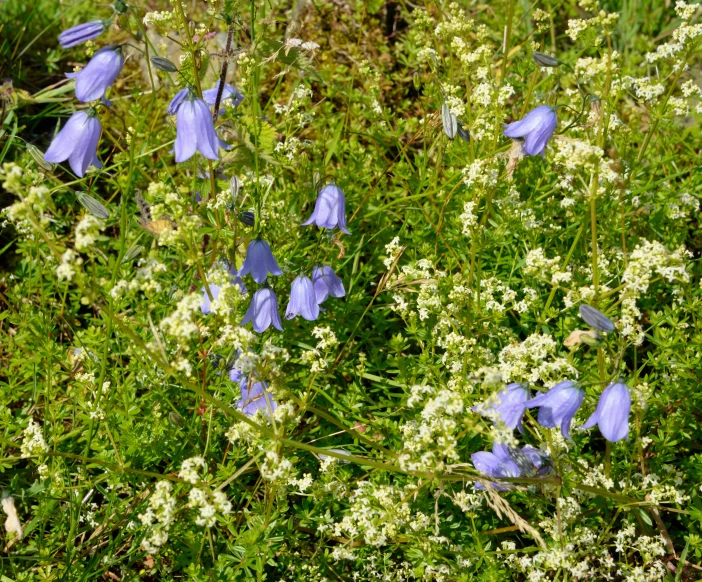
xmin=44 ymin=111 xmax=102 ymax=177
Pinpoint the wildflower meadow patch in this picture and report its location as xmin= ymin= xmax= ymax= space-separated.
xmin=1 ymin=0 xmax=702 ymax=580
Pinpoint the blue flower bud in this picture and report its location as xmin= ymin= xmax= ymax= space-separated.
xmin=286 ymin=275 xmax=320 ymax=321
xmin=58 ymin=20 xmax=107 ymax=49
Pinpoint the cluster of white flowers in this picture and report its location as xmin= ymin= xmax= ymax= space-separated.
xmin=159 ymin=292 xmax=202 ymax=344
xmin=331 ymin=481 xmax=420 ymax=547
xmin=260 ymin=450 xmax=295 ymax=483
xmin=20 ymin=418 xmax=49 ymax=458
xmin=138 ymin=481 xmax=176 ymax=554
xmin=301 ymin=326 xmax=338 ymax=373
xmin=645 ymin=1 xmax=702 ymax=70
xmin=110 ymin=257 xmax=169 ymax=299
xmin=74 ymin=215 xmax=105 ymax=251
xmin=187 ymin=487 xmax=231 ymax=528
xmin=398 ymin=384 xmax=464 ymax=472
xmin=499 ymin=333 xmax=577 ymax=385
xmin=179 ymin=456 xmax=206 ymax=484
xmin=619 ymin=240 xmax=690 ymax=344
xmin=56 ymin=249 xmax=83 ymax=282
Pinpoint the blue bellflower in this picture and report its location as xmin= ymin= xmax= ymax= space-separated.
xmin=172 ymin=91 xmax=230 ymax=162
xmin=286 ymin=275 xmax=320 ymax=321
xmin=242 ymin=288 xmax=283 ymax=333
xmin=503 ymin=105 xmax=557 ymax=156
xmin=168 ymin=88 xmax=190 ymax=115
xmin=237 ymin=377 xmax=277 ymax=416
xmin=312 ymin=265 xmax=345 ymax=303
xmin=44 ymin=111 xmax=102 ymax=177
xmin=471 ymin=444 xmax=521 ymax=491
xmin=580 ymin=382 xmax=631 ymax=442
xmin=239 ymin=239 xmax=283 ymax=284
xmin=302 ymin=184 xmax=350 ymax=234
xmin=203 ymin=81 xmax=245 ymax=110
xmin=475 ymin=383 xmax=530 ymax=433
xmin=525 ymin=380 xmax=584 ymax=439
xmin=58 ymin=20 xmax=107 ymax=49
xmin=66 ymin=46 xmax=124 ymax=103
xmin=472 ymin=443 xmax=551 ymax=490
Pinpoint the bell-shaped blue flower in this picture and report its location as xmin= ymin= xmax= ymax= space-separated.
xmin=66 ymin=46 xmax=124 ymax=103
xmin=173 ymin=91 xmax=230 ymax=162
xmin=301 ymin=184 xmax=350 ymax=234
xmin=239 ymin=239 xmax=283 ymax=284
xmin=168 ymin=88 xmax=190 ymax=115
xmin=580 ymin=382 xmax=631 ymax=442
xmin=58 ymin=20 xmax=107 ymax=48
xmin=503 ymin=105 xmax=557 ymax=156
xmin=202 ymin=81 xmax=245 ymax=110
xmin=312 ymin=265 xmax=345 ymax=304
xmin=241 ymin=287 xmax=283 ymax=333
xmin=525 ymin=380 xmax=584 ymax=439
xmin=471 ymin=443 xmax=520 ymax=491
xmin=44 ymin=111 xmax=102 ymax=177
xmin=286 ymin=275 xmax=320 ymax=321
xmin=237 ymin=378 xmax=277 ymax=416
xmin=474 ymin=383 xmax=529 ymax=433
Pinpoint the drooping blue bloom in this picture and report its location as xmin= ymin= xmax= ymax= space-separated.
xmin=472 ymin=443 xmax=552 ymax=490
xmin=302 ymin=184 xmax=350 ymax=234
xmin=471 ymin=443 xmax=520 ymax=491
xmin=474 ymin=383 xmax=530 ymax=433
xmin=44 ymin=111 xmax=102 ymax=177
xmin=241 ymin=288 xmax=283 ymax=333
xmin=168 ymin=88 xmax=190 ymax=115
xmin=66 ymin=46 xmax=124 ymax=103
xmin=503 ymin=105 xmax=557 ymax=156
xmin=239 ymin=239 xmax=283 ymax=284
xmin=237 ymin=377 xmax=277 ymax=416
xmin=58 ymin=20 xmax=107 ymax=48
xmin=525 ymin=380 xmax=584 ymax=439
xmin=312 ymin=265 xmax=345 ymax=304
xmin=286 ymin=275 xmax=320 ymax=321
xmin=580 ymin=382 xmax=631 ymax=442
xmin=173 ymin=91 xmax=230 ymax=162
xmin=202 ymin=81 xmax=245 ymax=111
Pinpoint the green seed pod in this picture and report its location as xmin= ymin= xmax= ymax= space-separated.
xmin=26 ymin=144 xmax=55 ymax=172
xmin=150 ymin=56 xmax=178 ymax=73
xmin=76 ymin=191 xmax=110 ymax=219
xmin=532 ymin=52 xmax=561 ymax=67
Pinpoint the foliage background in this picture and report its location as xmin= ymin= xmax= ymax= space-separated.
xmin=0 ymin=0 xmax=701 ymax=580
